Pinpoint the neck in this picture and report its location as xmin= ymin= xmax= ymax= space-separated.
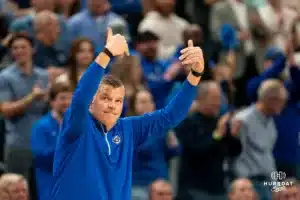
xmin=197 ymin=105 xmax=216 ymax=117
xmin=255 ymin=102 xmax=270 ymax=117
xmin=101 ymin=122 xmax=115 ymax=132
xmin=52 ymin=110 xmax=63 ymax=124
xmin=62 ymin=5 xmax=71 ymax=18
xmin=18 ymin=61 xmax=33 ymax=75
xmin=77 ymin=64 xmax=86 ymax=75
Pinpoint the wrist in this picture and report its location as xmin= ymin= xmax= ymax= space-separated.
xmin=25 ymin=93 xmax=34 ymax=103
xmin=95 ymin=52 xmax=111 ymax=68
xmin=213 ymin=129 xmax=223 ymax=141
xmin=191 ymin=67 xmax=204 ymax=77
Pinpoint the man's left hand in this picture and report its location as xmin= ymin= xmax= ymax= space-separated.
xmin=179 ymin=40 xmax=204 ymax=73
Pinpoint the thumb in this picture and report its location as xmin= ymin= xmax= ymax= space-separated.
xmin=106 ymin=27 xmax=113 ymax=43
xmin=188 ymin=39 xmax=194 ymax=47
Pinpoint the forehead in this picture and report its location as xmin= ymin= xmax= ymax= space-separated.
xmin=98 ymin=84 xmax=125 ymax=98
xmin=12 ymin=38 xmax=32 ymax=47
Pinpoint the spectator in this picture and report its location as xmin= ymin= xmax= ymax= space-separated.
xmin=210 ymin=0 xmax=256 ymax=79
xmin=9 ymin=0 xmax=71 ymax=68
xmin=130 ymin=89 xmax=180 ymax=200
xmin=233 ymin=79 xmax=288 ymax=200
xmin=149 ymin=179 xmax=173 ymax=200
xmin=0 ymin=33 xmax=48 ymax=180
xmin=31 ymin=81 xmax=72 ymax=200
xmin=272 ymin=177 xmax=300 ymax=200
xmin=0 ymin=173 xmax=29 ymax=200
xmin=134 ymin=31 xmax=175 ymax=109
xmin=138 ymin=0 xmax=189 ymax=60
xmin=33 ymin=11 xmax=68 ymax=69
xmin=228 ymin=178 xmax=257 ymax=200
xmin=55 ymin=0 xmax=80 ymax=19
xmin=255 ymin=0 xmax=298 ymax=51
xmin=247 ymin=43 xmax=300 ymax=179
xmin=175 ymin=81 xmax=241 ymax=200
xmin=56 ymin=38 xmax=95 ymax=89
xmin=67 ymin=0 xmax=129 ymax=53
xmin=110 ymin=56 xmax=144 ymax=107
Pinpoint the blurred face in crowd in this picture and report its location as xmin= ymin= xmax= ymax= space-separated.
xmin=136 ymin=40 xmax=158 ymax=61
xmin=11 ymin=38 xmax=33 ymax=66
xmin=197 ymin=84 xmax=221 ymax=117
xmin=155 ymin=0 xmax=175 ymax=16
xmin=51 ymin=91 xmax=72 ymax=116
xmin=263 ymin=59 xmax=273 ymax=70
xmin=183 ymin=25 xmax=203 ymax=47
xmin=134 ymin=90 xmax=155 ymax=115
xmin=76 ymin=40 xmax=94 ymax=67
xmin=90 ymin=83 xmax=125 ymax=129
xmin=150 ymin=180 xmax=173 ymax=200
xmin=7 ymin=180 xmax=28 ymax=200
xmin=229 ymin=179 xmax=257 ymax=200
xmin=88 ymin=0 xmax=110 ymax=15
xmin=262 ymin=87 xmax=287 ymax=115
xmin=213 ymin=65 xmax=233 ymax=82
xmin=36 ymin=14 xmax=60 ymax=46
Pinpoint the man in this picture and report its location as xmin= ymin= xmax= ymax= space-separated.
xmin=50 ymin=28 xmax=204 ymax=200
xmin=149 ymin=179 xmax=173 ymax=200
xmin=228 ymin=178 xmax=257 ymax=200
xmin=272 ymin=178 xmax=300 ymax=200
xmin=0 ymin=33 xmax=48 ymax=179
xmin=175 ymin=81 xmax=241 ymax=200
xmin=138 ymin=0 xmax=189 ymax=59
xmin=31 ymin=81 xmax=72 ymax=200
xmin=68 ymin=0 xmax=129 ymax=53
xmin=0 ymin=173 xmax=29 ymax=200
xmin=233 ymin=79 xmax=288 ymax=200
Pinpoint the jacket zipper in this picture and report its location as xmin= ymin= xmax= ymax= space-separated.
xmin=101 ymin=124 xmax=111 ymax=155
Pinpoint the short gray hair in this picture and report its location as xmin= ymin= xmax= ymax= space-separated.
xmin=34 ymin=10 xmax=58 ymax=32
xmin=257 ymin=79 xmax=287 ymax=101
xmin=197 ymin=81 xmax=220 ymax=100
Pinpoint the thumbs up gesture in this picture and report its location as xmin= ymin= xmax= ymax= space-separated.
xmin=179 ymin=40 xmax=204 ymax=73
xmin=105 ymin=27 xmax=129 ymax=57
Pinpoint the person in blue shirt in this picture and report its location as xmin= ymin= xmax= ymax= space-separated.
xmin=31 ymin=81 xmax=73 ymax=200
xmin=50 ymin=28 xmax=205 ymax=200
xmin=129 ymin=89 xmax=181 ymax=200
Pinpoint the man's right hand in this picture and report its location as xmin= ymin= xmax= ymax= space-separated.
xmin=105 ymin=27 xmax=129 ymax=56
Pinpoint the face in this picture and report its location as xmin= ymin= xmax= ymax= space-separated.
xmin=263 ymin=59 xmax=273 ymax=70
xmin=229 ymin=179 xmax=256 ymax=200
xmin=136 ymin=40 xmax=158 ymax=61
xmin=76 ymin=41 xmax=94 ymax=67
xmin=90 ymin=84 xmax=125 ymax=127
xmin=11 ymin=38 xmax=33 ymax=65
xmin=214 ymin=65 xmax=232 ymax=81
xmin=56 ymin=0 xmax=75 ymax=6
xmin=199 ymin=86 xmax=221 ymax=116
xmin=156 ymin=0 xmax=175 ymax=16
xmin=264 ymin=89 xmax=287 ymax=115
xmin=151 ymin=182 xmax=172 ymax=200
xmin=130 ymin=64 xmax=143 ymax=84
xmin=134 ymin=90 xmax=155 ymax=115
xmin=88 ymin=0 xmax=109 ymax=15
xmin=276 ymin=186 xmax=300 ymax=200
xmin=8 ymin=181 xmax=28 ymax=200
xmin=51 ymin=91 xmax=72 ymax=115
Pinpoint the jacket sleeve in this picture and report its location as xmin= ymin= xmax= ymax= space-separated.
xmin=129 ymin=80 xmax=197 ymax=148
xmin=60 ymin=61 xmax=105 ymax=143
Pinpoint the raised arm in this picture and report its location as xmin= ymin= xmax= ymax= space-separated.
xmin=61 ymin=28 xmax=129 ymax=143
xmin=130 ymin=40 xmax=204 ymax=146
xmin=247 ymin=54 xmax=286 ymax=102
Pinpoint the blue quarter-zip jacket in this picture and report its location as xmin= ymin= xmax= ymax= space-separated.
xmin=31 ymin=112 xmax=60 ymax=200
xmin=50 ymin=61 xmax=197 ymax=200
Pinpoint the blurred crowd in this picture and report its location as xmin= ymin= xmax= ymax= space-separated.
xmin=0 ymin=0 xmax=300 ymax=199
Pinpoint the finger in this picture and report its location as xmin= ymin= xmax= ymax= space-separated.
xmin=182 ymin=57 xmax=202 ymax=65
xmin=106 ymin=27 xmax=113 ymax=43
xmin=181 ymin=54 xmax=200 ymax=63
xmin=179 ymin=48 xmax=198 ymax=60
xmin=188 ymin=39 xmax=193 ymax=47
xmin=180 ymin=47 xmax=195 ymax=54
xmin=179 ymin=49 xmax=200 ymax=60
